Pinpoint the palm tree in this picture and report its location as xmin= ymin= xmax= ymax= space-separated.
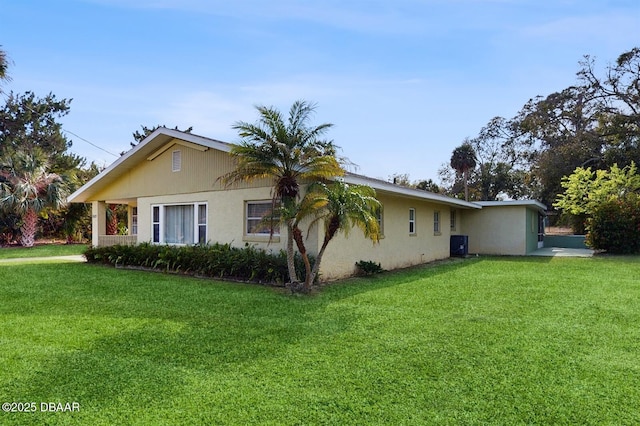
xmin=0 ymin=46 xmax=10 ymax=87
xmin=0 ymin=150 xmax=69 ymax=247
xmin=450 ymin=141 xmax=477 ymax=201
xmin=222 ymin=100 xmax=344 ymax=283
xmin=296 ymin=180 xmax=381 ymax=290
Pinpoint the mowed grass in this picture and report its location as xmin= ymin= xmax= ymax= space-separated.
xmin=0 ymin=244 xmax=87 ymax=259
xmin=0 ymin=256 xmax=639 ymax=425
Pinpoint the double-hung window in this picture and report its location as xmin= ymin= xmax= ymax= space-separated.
xmin=246 ymin=201 xmax=280 ymax=236
xmin=152 ymin=202 xmax=207 ymax=244
xmin=433 ymin=211 xmax=441 ymax=234
xmin=409 ymin=208 xmax=416 ymax=235
xmin=131 ymin=207 xmax=138 ymax=235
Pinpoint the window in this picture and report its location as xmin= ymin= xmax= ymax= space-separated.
xmin=198 ymin=204 xmax=207 ymax=244
xmin=434 ymin=211 xmax=441 ymax=234
xmin=172 ymin=150 xmax=181 ymax=172
xmin=151 ymin=203 xmax=207 ymax=244
xmin=409 ymin=208 xmax=416 ymax=235
xmin=131 ymin=207 xmax=138 ymax=235
xmin=152 ymin=206 xmax=160 ymax=243
xmin=246 ymin=201 xmax=280 ymax=236
xmin=450 ymin=210 xmax=456 ymax=231
xmin=376 ymin=205 xmax=384 ymax=236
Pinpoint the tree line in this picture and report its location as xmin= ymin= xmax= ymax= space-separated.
xmin=441 ymin=47 xmax=639 ymax=214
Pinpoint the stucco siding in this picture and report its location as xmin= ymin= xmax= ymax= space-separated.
xmin=462 ymin=206 xmax=526 ymax=255
xmin=136 ymin=187 xmax=288 ymax=253
xmin=525 ymin=209 xmax=539 ymax=254
xmin=91 ymin=143 xmax=270 ymax=201
xmin=318 ymin=194 xmax=451 ymax=280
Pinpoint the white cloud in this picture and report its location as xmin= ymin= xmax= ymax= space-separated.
xmin=520 ymin=12 xmax=640 ymax=46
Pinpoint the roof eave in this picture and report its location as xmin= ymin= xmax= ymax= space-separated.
xmin=341 ymin=173 xmax=481 ymax=209
xmin=67 ymin=128 xmax=232 ymax=203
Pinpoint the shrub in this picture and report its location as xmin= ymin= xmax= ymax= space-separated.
xmin=355 ymin=260 xmax=384 ymax=275
xmin=586 ymin=194 xmax=640 ymax=254
xmin=84 ymin=242 xmax=312 ymax=285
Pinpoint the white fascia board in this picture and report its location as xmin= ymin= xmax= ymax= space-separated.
xmin=67 ymin=128 xmax=233 ymax=203
xmin=341 ymin=173 xmax=481 ymax=209
xmin=474 ymin=200 xmax=548 ymax=212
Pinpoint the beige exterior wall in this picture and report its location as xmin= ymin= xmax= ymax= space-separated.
xmin=461 ymin=206 xmax=526 ymax=255
xmin=91 ymin=141 xmax=270 ymax=202
xmin=317 ymin=193 xmax=453 ymax=281
xmin=136 ymin=187 xmax=287 ymax=253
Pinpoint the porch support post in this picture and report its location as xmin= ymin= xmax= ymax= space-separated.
xmin=92 ymin=201 xmax=107 ymax=247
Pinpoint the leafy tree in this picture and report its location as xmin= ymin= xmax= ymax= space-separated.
xmin=221 ymin=100 xmax=344 ymax=285
xmin=294 ymin=180 xmax=380 ymax=290
xmin=517 ymin=85 xmax=606 ymax=206
xmin=555 ymin=162 xmax=640 ymax=234
xmin=450 ymin=141 xmax=477 ymax=201
xmin=389 ymin=173 xmax=412 ymax=186
xmin=555 ymin=163 xmax=640 ymax=216
xmin=586 ymin=194 xmax=640 ymax=254
xmin=416 ymin=179 xmax=440 ymax=193
xmin=446 ymin=48 xmax=640 ymax=207
xmin=388 ymin=173 xmax=440 ymax=193
xmin=130 ymin=124 xmax=193 ymax=148
xmin=0 ymin=150 xmax=69 ymax=247
xmin=467 ymin=117 xmax=532 ymax=200
xmin=0 ymin=91 xmax=82 ymax=174
xmin=578 ymin=48 xmax=640 ymax=167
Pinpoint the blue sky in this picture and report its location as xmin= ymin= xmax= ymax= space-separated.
xmin=2 ymin=0 xmax=638 ymax=183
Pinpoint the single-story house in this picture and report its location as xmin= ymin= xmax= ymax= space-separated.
xmin=68 ymin=128 xmax=546 ymax=280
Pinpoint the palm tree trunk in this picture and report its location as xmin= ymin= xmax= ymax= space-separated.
xmin=463 ymin=169 xmax=469 ymax=201
xmin=20 ymin=208 xmax=38 ymax=247
xmin=307 ymin=235 xmax=331 ymax=290
xmin=285 ymin=221 xmax=299 ymax=284
xmin=292 ymin=225 xmax=312 ymax=285
xmin=305 ymin=215 xmax=340 ymax=290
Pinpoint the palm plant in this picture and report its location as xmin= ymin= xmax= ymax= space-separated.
xmin=0 ymin=46 xmax=10 ymax=86
xmin=450 ymin=141 xmax=477 ymax=201
xmin=296 ymin=180 xmax=381 ymax=290
xmin=222 ymin=100 xmax=344 ymax=283
xmin=0 ymin=150 xmax=69 ymax=247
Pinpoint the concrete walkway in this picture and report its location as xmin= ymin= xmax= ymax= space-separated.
xmin=0 ymin=255 xmax=86 ymax=263
xmin=530 ymin=247 xmax=594 ymax=257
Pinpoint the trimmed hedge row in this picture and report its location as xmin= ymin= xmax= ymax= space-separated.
xmin=84 ymin=242 xmax=311 ymax=284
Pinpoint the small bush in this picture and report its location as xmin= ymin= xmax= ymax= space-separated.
xmin=355 ymin=260 xmax=384 ymax=275
xmin=587 ymin=194 xmax=640 ymax=254
xmin=84 ymin=242 xmax=312 ymax=285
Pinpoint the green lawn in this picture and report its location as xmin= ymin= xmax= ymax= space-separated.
xmin=0 ymin=243 xmax=87 ymax=259
xmin=1 ymin=256 xmax=639 ymax=425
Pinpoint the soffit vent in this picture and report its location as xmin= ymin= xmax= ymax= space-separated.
xmin=172 ymin=150 xmax=181 ymax=172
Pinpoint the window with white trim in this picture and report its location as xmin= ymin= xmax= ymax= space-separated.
xmin=376 ymin=205 xmax=384 ymax=236
xmin=151 ymin=203 xmax=207 ymax=244
xmin=246 ymin=201 xmax=280 ymax=236
xmin=434 ymin=211 xmax=441 ymax=234
xmin=450 ymin=210 xmax=456 ymax=231
xmin=409 ymin=208 xmax=416 ymax=235
xmin=131 ymin=207 xmax=138 ymax=235
xmin=172 ymin=150 xmax=181 ymax=172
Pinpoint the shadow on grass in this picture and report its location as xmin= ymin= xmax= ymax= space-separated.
xmin=1 ymin=262 xmax=364 ymax=422
xmin=2 ymin=257 xmax=639 ymax=424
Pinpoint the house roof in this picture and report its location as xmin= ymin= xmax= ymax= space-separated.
xmin=68 ymin=128 xmax=231 ymax=203
xmin=474 ymin=200 xmax=547 ymax=213
xmin=67 ymin=128 xmax=530 ymax=211
xmin=342 ymin=173 xmax=480 ymax=209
